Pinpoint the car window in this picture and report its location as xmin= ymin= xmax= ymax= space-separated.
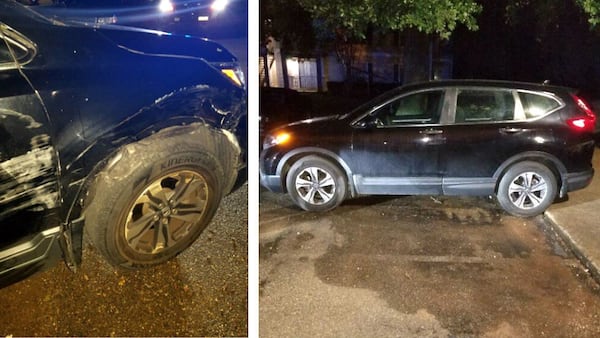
xmin=519 ymin=92 xmax=561 ymax=118
xmin=373 ymin=90 xmax=444 ymax=126
xmin=455 ymin=89 xmax=515 ymax=123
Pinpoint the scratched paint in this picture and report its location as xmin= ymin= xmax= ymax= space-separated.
xmin=0 ymin=108 xmax=42 ymax=129
xmin=0 ymin=133 xmax=58 ymax=219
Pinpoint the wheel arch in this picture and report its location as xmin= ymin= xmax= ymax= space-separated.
xmin=59 ymin=122 xmax=242 ymax=268
xmin=84 ymin=122 xmax=240 ymax=212
xmin=493 ymin=151 xmax=567 ymax=197
xmin=62 ymin=84 xmax=246 ymax=226
xmin=276 ymin=147 xmax=356 ymax=196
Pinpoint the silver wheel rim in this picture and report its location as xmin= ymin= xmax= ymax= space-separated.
xmin=508 ymin=171 xmax=548 ymax=210
xmin=124 ymin=170 xmax=209 ymax=255
xmin=294 ymin=166 xmax=336 ymax=205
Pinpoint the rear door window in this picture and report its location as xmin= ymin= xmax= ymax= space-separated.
xmin=455 ymin=89 xmax=515 ymax=123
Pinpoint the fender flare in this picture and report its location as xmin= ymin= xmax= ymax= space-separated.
xmin=492 ymin=151 xmax=568 ymax=195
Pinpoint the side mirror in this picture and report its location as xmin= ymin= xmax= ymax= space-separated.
xmin=355 ymin=116 xmax=381 ymax=129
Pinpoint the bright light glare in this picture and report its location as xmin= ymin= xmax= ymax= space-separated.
xmin=221 ymin=69 xmax=244 ymax=87
xmin=264 ymin=132 xmax=291 ymax=148
xmin=211 ymin=0 xmax=229 ymax=12
xmin=158 ymin=0 xmax=174 ymax=13
xmin=527 ymin=106 xmax=545 ymax=117
xmin=274 ymin=132 xmax=290 ymax=145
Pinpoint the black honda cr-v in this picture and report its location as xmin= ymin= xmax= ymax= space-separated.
xmin=260 ymin=80 xmax=595 ymax=217
xmin=1 ymin=0 xmax=246 ymax=287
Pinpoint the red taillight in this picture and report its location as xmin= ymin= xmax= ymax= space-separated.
xmin=567 ymin=117 xmax=594 ymax=131
xmin=567 ymin=94 xmax=597 ymax=132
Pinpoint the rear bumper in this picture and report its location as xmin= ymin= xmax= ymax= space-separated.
xmin=566 ymin=168 xmax=594 ymax=192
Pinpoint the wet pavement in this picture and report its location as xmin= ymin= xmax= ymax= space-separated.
xmin=0 ymin=184 xmax=247 ymax=337
xmin=259 ymin=189 xmax=600 ymax=337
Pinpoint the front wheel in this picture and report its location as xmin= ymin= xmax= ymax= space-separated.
xmin=286 ymin=156 xmax=347 ymax=212
xmin=496 ymin=161 xmax=557 ymax=217
xmin=84 ymin=129 xmax=234 ymax=268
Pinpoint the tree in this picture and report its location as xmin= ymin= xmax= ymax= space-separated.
xmin=295 ymin=0 xmax=482 ymax=83
xmin=576 ymin=0 xmax=600 ymax=25
xmin=297 ymin=0 xmax=482 ymax=39
xmin=260 ymin=0 xmax=316 ymax=55
xmin=293 ymin=0 xmax=600 ymax=84
xmin=261 ymin=0 xmax=600 ymax=90
xmin=454 ymin=0 xmax=600 ymax=95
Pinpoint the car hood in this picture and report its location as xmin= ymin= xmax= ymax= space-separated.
xmin=273 ymin=114 xmax=349 ymax=137
xmin=26 ymin=4 xmax=237 ymax=63
xmin=95 ymin=26 xmax=237 ymax=63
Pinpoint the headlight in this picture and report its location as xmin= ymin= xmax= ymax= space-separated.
xmin=221 ymin=67 xmax=245 ymax=87
xmin=211 ymin=0 xmax=229 ymax=13
xmin=213 ymin=62 xmax=245 ymax=88
xmin=263 ymin=131 xmax=291 ymax=149
xmin=158 ymin=0 xmax=174 ymax=13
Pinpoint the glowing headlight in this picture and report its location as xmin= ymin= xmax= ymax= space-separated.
xmin=221 ymin=67 xmax=245 ymax=87
xmin=158 ymin=0 xmax=174 ymax=13
xmin=263 ymin=132 xmax=291 ymax=149
xmin=211 ymin=0 xmax=229 ymax=13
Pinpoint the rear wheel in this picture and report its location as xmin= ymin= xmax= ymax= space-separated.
xmin=286 ymin=156 xmax=346 ymax=212
xmin=496 ymin=161 xmax=557 ymax=217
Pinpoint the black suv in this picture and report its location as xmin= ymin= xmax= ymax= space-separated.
xmin=1 ymin=0 xmax=246 ymax=287
xmin=260 ymin=80 xmax=596 ymax=217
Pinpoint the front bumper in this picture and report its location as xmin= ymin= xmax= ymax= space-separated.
xmin=260 ymin=170 xmax=284 ymax=193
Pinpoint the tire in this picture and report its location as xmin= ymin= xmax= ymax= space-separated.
xmin=286 ymin=155 xmax=347 ymax=212
xmin=496 ymin=161 xmax=557 ymax=217
xmin=84 ymin=129 xmax=232 ymax=268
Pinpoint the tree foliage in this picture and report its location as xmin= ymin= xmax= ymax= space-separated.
xmin=261 ymin=0 xmax=600 ymax=88
xmin=297 ymin=0 xmax=482 ymax=40
xmin=576 ymin=0 xmax=600 ymax=25
xmin=454 ymin=0 xmax=600 ymax=94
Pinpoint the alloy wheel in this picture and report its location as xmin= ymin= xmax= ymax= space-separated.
xmin=294 ymin=166 xmax=336 ymax=205
xmin=507 ymin=171 xmax=548 ymax=210
xmin=124 ymin=170 xmax=209 ymax=255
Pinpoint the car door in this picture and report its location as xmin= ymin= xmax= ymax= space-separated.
xmin=440 ymin=87 xmax=557 ymax=195
xmin=0 ymin=23 xmax=62 ymax=286
xmin=350 ymin=89 xmax=447 ymax=195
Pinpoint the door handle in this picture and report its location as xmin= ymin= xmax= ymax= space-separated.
xmin=499 ymin=127 xmax=524 ymax=134
xmin=420 ymin=129 xmax=443 ymax=135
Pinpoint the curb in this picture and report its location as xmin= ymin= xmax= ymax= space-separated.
xmin=544 ymin=212 xmax=600 ymax=284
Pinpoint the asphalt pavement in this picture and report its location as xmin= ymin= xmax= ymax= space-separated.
xmin=545 ymin=147 xmax=600 ymax=282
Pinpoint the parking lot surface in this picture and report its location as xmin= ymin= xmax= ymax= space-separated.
xmin=260 ymin=189 xmax=600 ymax=337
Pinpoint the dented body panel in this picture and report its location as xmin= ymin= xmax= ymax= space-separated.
xmin=0 ymin=0 xmax=247 ymax=287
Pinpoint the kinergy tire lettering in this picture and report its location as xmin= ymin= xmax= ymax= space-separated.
xmin=161 ymin=157 xmax=203 ymax=170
